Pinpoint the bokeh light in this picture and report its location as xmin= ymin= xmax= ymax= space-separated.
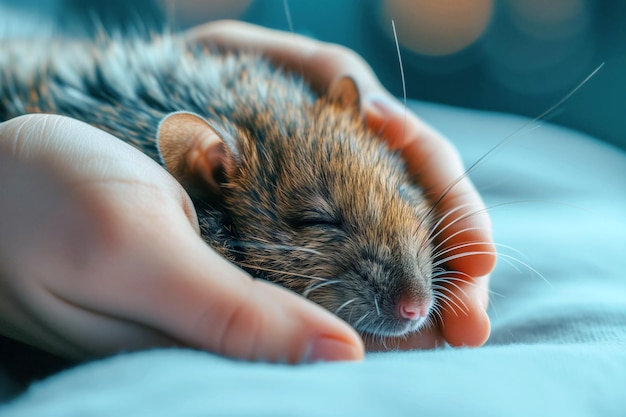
xmin=508 ymin=0 xmax=587 ymax=39
xmin=381 ymin=0 xmax=494 ymax=56
xmin=483 ymin=0 xmax=593 ymax=95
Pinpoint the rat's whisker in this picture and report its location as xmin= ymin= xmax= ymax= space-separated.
xmin=237 ymin=263 xmax=327 ymax=281
xmin=422 ymin=312 xmax=438 ymax=331
xmin=231 ymin=240 xmax=321 ymax=255
xmin=431 ymin=268 xmax=472 ymax=280
xmin=232 ymin=236 xmax=321 ymax=255
xmin=433 ymin=252 xmax=551 ymax=286
xmin=433 ymin=282 xmax=468 ymax=303
xmin=431 ymin=270 xmax=456 ymax=279
xmin=428 ymin=200 xmax=543 ymax=247
xmin=432 ymin=299 xmax=444 ymax=313
xmin=370 ymin=319 xmax=385 ymax=339
xmin=431 ymin=240 xmax=496 ymax=260
xmin=391 ymin=20 xmax=408 ymax=144
xmin=432 ymin=274 xmax=504 ymax=297
xmin=428 ymin=203 xmax=476 ymax=239
xmin=302 ymin=279 xmax=342 ymax=298
xmin=429 ymin=306 xmax=444 ymax=326
xmin=353 ymin=311 xmax=371 ymax=330
xmin=430 ymin=232 xmax=494 ymax=255
xmin=334 ymin=298 xmax=356 ymax=315
xmin=377 ymin=329 xmax=389 ymax=350
xmin=422 ymin=63 xmax=604 ymax=228
xmin=431 ymin=250 xmax=497 ymax=268
xmin=431 ymin=266 xmax=447 ymax=274
xmin=430 ymin=199 xmax=592 ymax=248
xmin=432 ymin=292 xmax=458 ymax=317
xmin=282 ymin=0 xmax=294 ymax=33
xmin=431 ymin=249 xmax=494 ymax=267
xmin=432 ymin=279 xmax=468 ymax=299
xmin=427 ymin=205 xmax=497 ymax=246
xmin=432 ymin=284 xmax=469 ymax=314
xmin=374 ymin=295 xmax=381 ymax=317
xmin=432 ymin=241 xmax=530 ymax=271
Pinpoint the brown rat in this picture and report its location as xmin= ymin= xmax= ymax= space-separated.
xmin=0 ymin=34 xmax=435 ymax=338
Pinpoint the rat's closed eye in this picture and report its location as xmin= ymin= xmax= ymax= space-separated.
xmin=287 ymin=209 xmax=343 ymax=230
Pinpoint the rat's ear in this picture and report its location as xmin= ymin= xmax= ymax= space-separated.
xmin=157 ymin=111 xmax=235 ymax=196
xmin=327 ymin=76 xmax=361 ymax=113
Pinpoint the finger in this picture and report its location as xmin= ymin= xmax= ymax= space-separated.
xmin=150 ymin=230 xmax=365 ymax=363
xmin=68 ymin=224 xmax=365 ymax=363
xmin=186 ymin=20 xmax=384 ymax=97
xmin=439 ymin=275 xmax=491 ymax=347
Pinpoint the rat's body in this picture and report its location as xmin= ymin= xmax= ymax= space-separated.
xmin=0 ymin=34 xmax=435 ymax=337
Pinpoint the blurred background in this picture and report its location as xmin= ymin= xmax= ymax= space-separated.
xmin=1 ymin=0 xmax=625 ymax=150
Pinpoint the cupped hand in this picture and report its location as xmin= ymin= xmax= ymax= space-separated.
xmin=188 ymin=20 xmax=496 ymax=349
xmin=0 ymin=114 xmax=364 ymax=363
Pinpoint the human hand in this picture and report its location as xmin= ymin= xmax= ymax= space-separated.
xmin=0 ymin=114 xmax=364 ymax=363
xmin=187 ymin=20 xmax=496 ymax=349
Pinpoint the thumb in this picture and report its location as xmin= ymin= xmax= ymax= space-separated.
xmin=83 ymin=221 xmax=366 ymax=363
xmin=146 ymin=235 xmax=365 ymax=363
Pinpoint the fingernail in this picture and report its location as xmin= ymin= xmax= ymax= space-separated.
xmin=304 ymin=337 xmax=363 ymax=363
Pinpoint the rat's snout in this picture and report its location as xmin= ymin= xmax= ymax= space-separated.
xmin=396 ymin=297 xmax=432 ymax=321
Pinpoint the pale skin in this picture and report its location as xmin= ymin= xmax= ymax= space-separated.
xmin=0 ymin=21 xmax=495 ymax=363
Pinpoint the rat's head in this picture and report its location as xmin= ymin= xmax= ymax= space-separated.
xmin=157 ymin=77 xmax=435 ymax=337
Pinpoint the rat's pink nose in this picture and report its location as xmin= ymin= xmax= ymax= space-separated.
xmin=398 ymin=300 xmax=430 ymax=320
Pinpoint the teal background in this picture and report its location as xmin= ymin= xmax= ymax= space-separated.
xmin=1 ymin=0 xmax=625 ymax=150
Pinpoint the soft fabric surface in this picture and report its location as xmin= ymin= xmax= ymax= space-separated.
xmin=1 ymin=101 xmax=625 ymax=416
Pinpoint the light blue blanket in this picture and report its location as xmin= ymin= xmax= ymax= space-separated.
xmin=2 ymin=101 xmax=625 ymax=416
